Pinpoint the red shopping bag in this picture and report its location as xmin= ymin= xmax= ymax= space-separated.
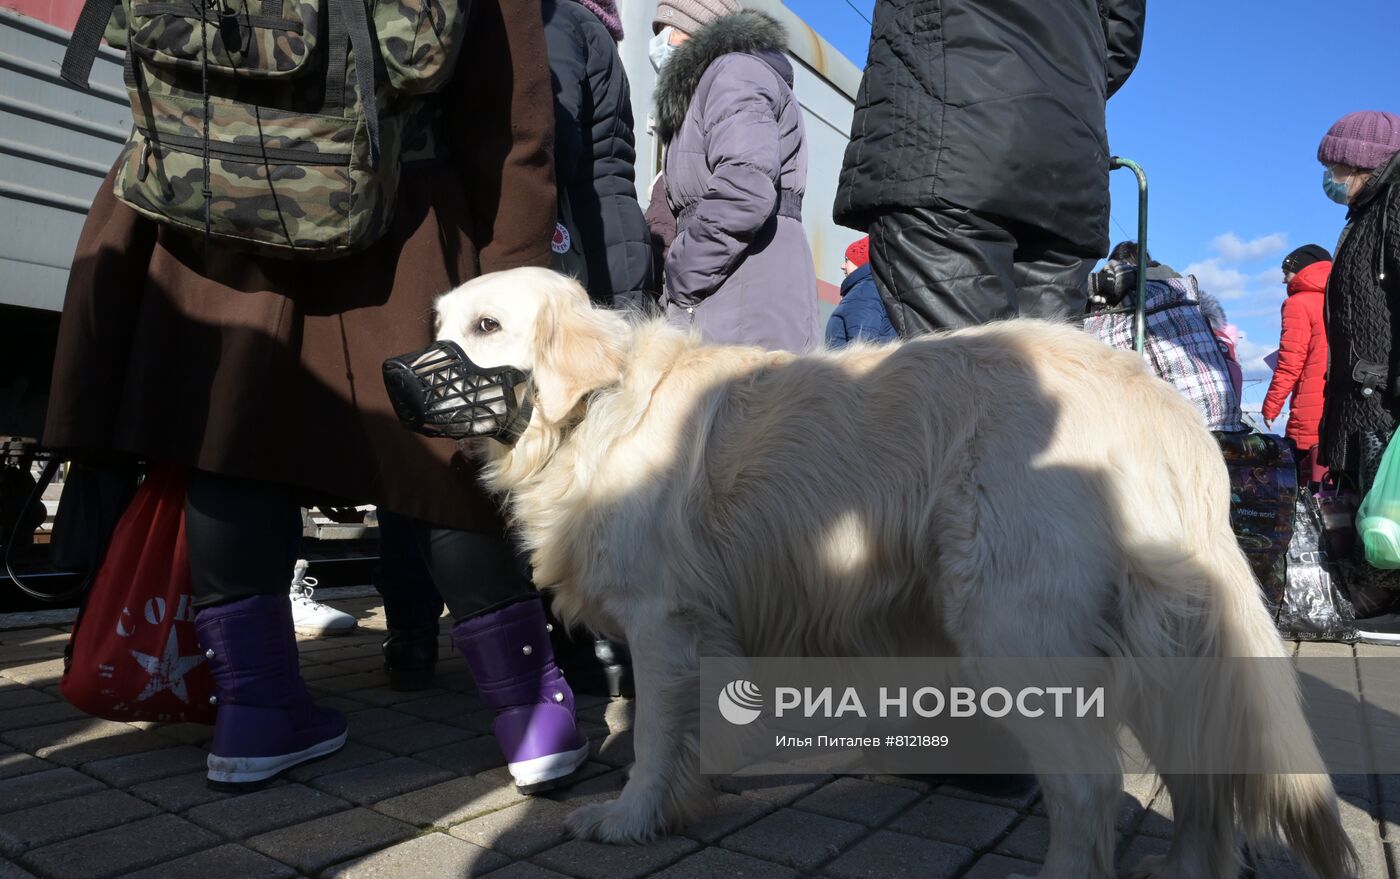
xmin=60 ymin=463 xmax=216 ymax=724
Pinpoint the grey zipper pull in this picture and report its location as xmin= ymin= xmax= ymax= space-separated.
xmin=137 ymin=139 xmax=153 ymax=181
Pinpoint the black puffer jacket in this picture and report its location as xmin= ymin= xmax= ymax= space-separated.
xmin=1319 ymin=151 xmax=1400 ymax=475
xmin=543 ymin=0 xmax=652 ymax=306
xmin=833 ymin=0 xmax=1147 ymax=255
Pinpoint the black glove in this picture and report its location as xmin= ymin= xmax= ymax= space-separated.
xmin=1087 ymin=261 xmax=1138 ymax=307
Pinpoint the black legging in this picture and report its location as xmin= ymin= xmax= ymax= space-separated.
xmin=415 ymin=524 xmax=532 ymax=618
xmin=185 ymin=469 xmax=530 ymax=618
xmin=185 ymin=470 xmax=300 ymax=609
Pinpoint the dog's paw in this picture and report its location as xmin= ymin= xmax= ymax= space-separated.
xmin=565 ymin=798 xmax=664 ymax=844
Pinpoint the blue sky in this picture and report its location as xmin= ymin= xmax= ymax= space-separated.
xmin=786 ymin=0 xmax=1399 ymax=412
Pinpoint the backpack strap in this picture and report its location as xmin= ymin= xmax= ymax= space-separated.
xmin=334 ymin=0 xmax=381 ymax=167
xmin=60 ymin=0 xmax=120 ymax=88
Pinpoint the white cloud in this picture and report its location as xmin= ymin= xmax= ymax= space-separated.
xmin=1182 ymin=231 xmax=1290 ymax=309
xmin=1184 ymin=258 xmax=1251 ymax=300
xmin=1210 ymin=232 xmax=1288 ymax=262
xmin=1229 ymin=305 xmax=1286 ymax=320
xmin=1234 ymin=332 xmax=1276 ymax=381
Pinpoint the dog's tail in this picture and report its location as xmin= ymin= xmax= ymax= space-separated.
xmin=1123 ymin=530 xmax=1356 ymax=879
xmin=1208 ymin=533 xmax=1355 ymax=879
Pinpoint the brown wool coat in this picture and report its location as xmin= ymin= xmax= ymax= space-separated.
xmin=43 ymin=0 xmax=556 ymax=532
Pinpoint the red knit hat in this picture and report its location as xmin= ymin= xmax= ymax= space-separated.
xmin=845 ymin=236 xmax=870 ymax=268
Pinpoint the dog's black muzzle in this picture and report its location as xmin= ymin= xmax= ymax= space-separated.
xmin=382 ymin=340 xmax=534 ymax=444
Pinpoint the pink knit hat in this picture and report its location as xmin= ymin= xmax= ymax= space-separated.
xmin=1317 ymin=111 xmax=1400 ymax=171
xmin=653 ymin=0 xmax=740 ymax=35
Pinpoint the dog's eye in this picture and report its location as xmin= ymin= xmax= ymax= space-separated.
xmin=476 ymin=316 xmax=500 ymax=334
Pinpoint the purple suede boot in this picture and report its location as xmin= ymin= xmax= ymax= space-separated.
xmin=196 ymin=595 xmax=348 ymax=787
xmin=452 ymin=595 xmax=590 ymax=791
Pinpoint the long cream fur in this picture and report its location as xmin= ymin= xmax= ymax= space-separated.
xmin=433 ymin=267 xmax=1356 ymax=879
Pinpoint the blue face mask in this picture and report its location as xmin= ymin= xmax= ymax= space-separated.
xmin=649 ymin=27 xmax=678 ymax=71
xmin=1323 ymin=168 xmax=1351 ymax=205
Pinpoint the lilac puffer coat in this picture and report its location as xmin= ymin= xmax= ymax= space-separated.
xmin=653 ymin=10 xmax=819 ymax=352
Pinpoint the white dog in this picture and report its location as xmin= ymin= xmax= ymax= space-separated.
xmin=428 ymin=267 xmax=1354 ymax=879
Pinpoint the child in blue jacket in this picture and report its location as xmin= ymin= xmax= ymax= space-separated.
xmin=826 ymin=237 xmax=897 ymax=347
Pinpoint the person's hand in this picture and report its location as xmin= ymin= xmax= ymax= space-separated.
xmin=1088 ymin=261 xmax=1136 ymax=305
xmin=1263 ymin=419 xmax=1274 ymax=431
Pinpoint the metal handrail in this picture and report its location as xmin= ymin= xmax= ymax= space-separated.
xmin=1110 ymin=157 xmax=1149 ymax=354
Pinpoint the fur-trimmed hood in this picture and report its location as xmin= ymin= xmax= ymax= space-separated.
xmin=653 ymin=10 xmax=789 ymax=142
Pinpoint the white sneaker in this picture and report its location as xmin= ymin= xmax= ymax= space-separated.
xmin=289 ymin=560 xmax=357 ymax=637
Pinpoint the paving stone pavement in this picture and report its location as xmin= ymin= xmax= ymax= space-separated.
xmin=0 ymin=603 xmax=1395 ymax=877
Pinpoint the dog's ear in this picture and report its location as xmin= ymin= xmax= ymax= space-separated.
xmin=531 ymin=286 xmax=628 ymax=424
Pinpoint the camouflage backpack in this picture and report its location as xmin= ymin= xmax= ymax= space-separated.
xmin=61 ymin=0 xmax=469 ymax=257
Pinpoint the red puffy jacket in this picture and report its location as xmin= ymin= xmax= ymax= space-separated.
xmin=1262 ymin=261 xmax=1331 ymax=449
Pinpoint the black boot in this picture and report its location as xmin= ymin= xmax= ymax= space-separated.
xmin=592 ymin=638 xmax=633 ymax=699
xmin=549 ymin=625 xmax=633 ymax=698
xmin=382 ymin=623 xmax=439 ymax=691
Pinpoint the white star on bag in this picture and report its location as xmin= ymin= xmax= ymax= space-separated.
xmin=129 ymin=628 xmax=207 ymax=704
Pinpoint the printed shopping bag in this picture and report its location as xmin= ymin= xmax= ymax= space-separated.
xmin=60 ymin=463 xmax=214 ymax=724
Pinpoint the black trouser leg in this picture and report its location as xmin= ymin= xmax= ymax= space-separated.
xmin=375 ymin=509 xmax=445 ymax=628
xmin=869 ymin=204 xmax=1097 ymax=335
xmin=868 ymin=204 xmax=1019 ymax=336
xmin=374 ymin=510 xmax=447 ymax=691
xmin=1008 ymin=225 xmax=1093 ymax=321
xmin=185 ymin=469 xmax=301 ymax=609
